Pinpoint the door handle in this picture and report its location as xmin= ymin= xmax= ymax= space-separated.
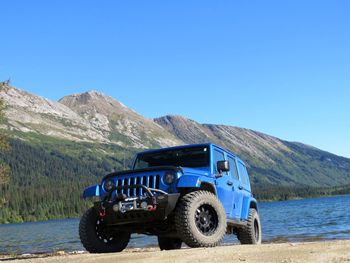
xmin=227 ymin=181 xmax=233 ymax=186
xmin=238 ymin=185 xmax=243 ymax=190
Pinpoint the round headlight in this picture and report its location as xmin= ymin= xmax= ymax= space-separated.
xmin=164 ymin=172 xmax=176 ymax=185
xmin=104 ymin=179 xmax=115 ymax=192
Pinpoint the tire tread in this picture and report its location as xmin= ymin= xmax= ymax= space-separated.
xmin=175 ymin=191 xmax=226 ymax=247
xmin=79 ymin=207 xmax=130 ymax=253
xmin=238 ymin=208 xmax=261 ymax=245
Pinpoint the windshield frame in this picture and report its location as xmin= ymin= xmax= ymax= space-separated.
xmin=133 ymin=145 xmax=210 ymax=170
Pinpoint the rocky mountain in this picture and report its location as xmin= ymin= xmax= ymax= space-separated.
xmin=154 ymin=115 xmax=291 ymax=163
xmin=1 ymin=82 xmax=350 ymax=188
xmin=155 ymin=115 xmax=350 ymax=187
xmin=0 ymin=83 xmax=180 ymax=148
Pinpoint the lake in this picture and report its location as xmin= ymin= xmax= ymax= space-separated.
xmin=1 ymin=195 xmax=350 ymax=254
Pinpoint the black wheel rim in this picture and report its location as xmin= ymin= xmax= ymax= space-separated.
xmin=194 ymin=204 xmax=218 ymax=236
xmin=254 ymin=219 xmax=259 ymax=242
xmin=95 ymin=219 xmax=114 ymax=244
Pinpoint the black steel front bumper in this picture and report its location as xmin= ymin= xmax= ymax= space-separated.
xmin=94 ymin=184 xmax=180 ymax=225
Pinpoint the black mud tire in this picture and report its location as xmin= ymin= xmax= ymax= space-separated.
xmin=174 ymin=191 xmax=226 ymax=248
xmin=238 ymin=208 xmax=262 ymax=245
xmin=157 ymin=237 xmax=182 ymax=250
xmin=79 ymin=207 xmax=130 ymax=253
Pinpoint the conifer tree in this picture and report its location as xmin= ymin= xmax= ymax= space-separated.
xmin=0 ymin=96 xmax=10 ymax=184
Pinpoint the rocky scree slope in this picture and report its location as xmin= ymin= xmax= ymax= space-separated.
xmin=154 ymin=115 xmax=350 ymax=187
xmin=1 ymin=82 xmax=350 ymax=188
xmin=0 ymin=83 xmax=180 ymax=149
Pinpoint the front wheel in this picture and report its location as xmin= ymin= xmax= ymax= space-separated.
xmin=175 ymin=191 xmax=227 ymax=248
xmin=79 ymin=207 xmax=130 ymax=253
xmin=238 ymin=208 xmax=262 ymax=244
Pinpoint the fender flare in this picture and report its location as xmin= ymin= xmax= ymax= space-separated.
xmin=241 ymin=196 xmax=259 ymax=220
xmin=82 ymin=185 xmax=101 ymax=199
xmin=177 ymin=175 xmax=216 ymax=194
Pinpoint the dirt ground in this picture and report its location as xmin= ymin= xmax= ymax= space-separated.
xmin=5 ymin=240 xmax=350 ymax=263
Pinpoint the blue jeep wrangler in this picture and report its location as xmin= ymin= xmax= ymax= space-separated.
xmin=79 ymin=143 xmax=261 ymax=253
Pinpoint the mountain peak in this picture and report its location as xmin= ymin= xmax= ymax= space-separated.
xmin=58 ymin=90 xmax=132 ymax=116
xmin=58 ymin=91 xmax=181 ymax=148
xmin=86 ymin=89 xmax=104 ymax=95
xmin=59 ymin=90 xmax=113 ymax=104
xmin=81 ymin=90 xmax=108 ymax=99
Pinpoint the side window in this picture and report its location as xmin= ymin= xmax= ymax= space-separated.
xmin=213 ymin=149 xmax=225 ymax=173
xmin=237 ymin=162 xmax=250 ymax=186
xmin=228 ymin=156 xmax=239 ymax=180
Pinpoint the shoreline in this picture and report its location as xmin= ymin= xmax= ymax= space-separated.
xmin=2 ymin=194 xmax=350 ymax=225
xmin=2 ymin=240 xmax=350 ymax=263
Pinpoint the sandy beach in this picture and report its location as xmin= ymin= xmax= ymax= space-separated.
xmin=4 ymin=240 xmax=350 ymax=263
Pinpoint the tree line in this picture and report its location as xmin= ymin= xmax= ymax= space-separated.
xmin=0 ymin=138 xmax=349 ymax=223
xmin=253 ymin=183 xmax=350 ymax=201
xmin=0 ymin=138 xmax=122 ymax=223
xmin=0 ymin=94 xmax=349 ymax=223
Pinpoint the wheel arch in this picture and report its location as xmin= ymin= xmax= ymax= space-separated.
xmin=199 ymin=182 xmax=217 ymax=195
xmin=177 ymin=174 xmax=217 ymax=196
xmin=249 ymin=200 xmax=258 ymax=211
xmin=241 ymin=197 xmax=259 ymax=220
xmin=178 ymin=182 xmax=217 ymax=196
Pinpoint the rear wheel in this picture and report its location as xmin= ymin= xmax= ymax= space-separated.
xmin=157 ymin=236 xmax=182 ymax=250
xmin=238 ymin=208 xmax=262 ymax=244
xmin=175 ymin=191 xmax=226 ymax=247
xmin=79 ymin=207 xmax=130 ymax=253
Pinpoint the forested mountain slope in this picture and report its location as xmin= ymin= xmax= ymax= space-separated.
xmin=1 ymin=82 xmax=350 ymax=222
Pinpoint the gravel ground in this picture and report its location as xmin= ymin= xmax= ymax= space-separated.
xmin=4 ymin=240 xmax=350 ymax=263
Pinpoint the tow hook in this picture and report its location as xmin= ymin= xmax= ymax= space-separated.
xmin=147 ymin=205 xmax=157 ymax=211
xmin=147 ymin=197 xmax=157 ymax=211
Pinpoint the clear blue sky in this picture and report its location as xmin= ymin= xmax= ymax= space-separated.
xmin=1 ymin=1 xmax=350 ymax=157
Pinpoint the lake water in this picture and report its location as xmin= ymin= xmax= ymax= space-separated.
xmin=1 ymin=195 xmax=350 ymax=254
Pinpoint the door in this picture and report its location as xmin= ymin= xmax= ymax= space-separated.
xmin=236 ymin=160 xmax=251 ymax=219
xmin=228 ymin=156 xmax=244 ymax=219
xmin=212 ymin=148 xmax=234 ymax=218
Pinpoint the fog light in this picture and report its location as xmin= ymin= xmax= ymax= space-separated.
xmin=112 ymin=204 xmax=119 ymax=212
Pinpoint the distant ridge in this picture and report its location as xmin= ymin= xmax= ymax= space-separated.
xmin=1 ymin=82 xmax=350 ymax=187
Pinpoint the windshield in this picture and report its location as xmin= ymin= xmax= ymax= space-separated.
xmin=133 ymin=146 xmax=209 ymax=169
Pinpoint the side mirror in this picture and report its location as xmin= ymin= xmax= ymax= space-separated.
xmin=217 ymin=160 xmax=230 ymax=173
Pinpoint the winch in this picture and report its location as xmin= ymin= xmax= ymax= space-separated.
xmin=112 ymin=195 xmax=157 ymax=213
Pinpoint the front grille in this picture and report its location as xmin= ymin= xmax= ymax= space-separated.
xmin=115 ymin=174 xmax=161 ymax=197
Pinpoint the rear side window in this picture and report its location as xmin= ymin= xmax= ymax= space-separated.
xmin=228 ymin=156 xmax=239 ymax=180
xmin=237 ymin=162 xmax=250 ymax=186
xmin=213 ymin=149 xmax=225 ymax=173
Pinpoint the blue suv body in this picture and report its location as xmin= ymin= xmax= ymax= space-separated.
xmin=80 ymin=143 xmax=262 ymax=253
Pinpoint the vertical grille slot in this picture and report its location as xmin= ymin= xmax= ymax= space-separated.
xmin=123 ymin=178 xmax=128 ymax=196
xmin=156 ymin=174 xmax=160 ymax=189
xmin=149 ymin=176 xmax=154 ymax=189
xmin=117 ymin=179 xmax=122 ymax=194
xmin=136 ymin=177 xmax=141 ymax=196
xmin=130 ymin=177 xmax=135 ymax=196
